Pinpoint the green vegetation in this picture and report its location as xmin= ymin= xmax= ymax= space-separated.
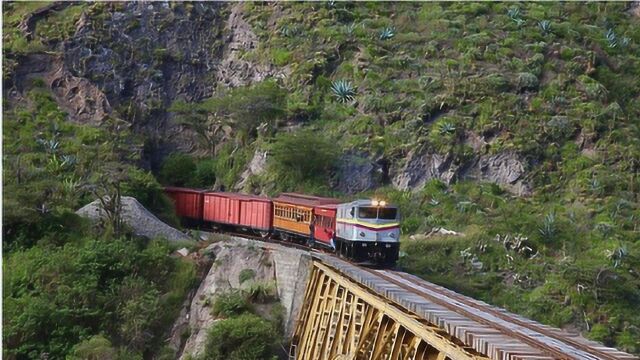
xmin=212 ymin=291 xmax=252 ymax=318
xmin=202 ymin=285 xmax=283 ymax=360
xmin=170 ymin=80 xmax=287 ymax=150
xmin=388 ymin=179 xmax=640 ymax=353
xmin=3 ymin=237 xmax=197 ymax=359
xmin=233 ymin=5 xmax=640 ymax=352
xmin=265 ymin=130 xmax=339 ymax=192
xmin=2 ymin=52 xmax=188 ymax=358
xmin=331 ymin=79 xmax=356 ymax=103
xmin=239 ymin=268 xmax=257 ymax=284
xmin=3 ymin=1 xmax=640 ymax=356
xmin=201 ymin=314 xmax=278 ymax=360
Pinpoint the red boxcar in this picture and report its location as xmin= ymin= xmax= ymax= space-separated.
xmin=203 ymin=192 xmax=273 ymax=231
xmin=313 ymin=204 xmax=337 ymax=246
xmin=165 ymin=187 xmax=204 ymax=220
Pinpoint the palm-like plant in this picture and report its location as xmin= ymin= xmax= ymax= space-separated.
xmin=620 ymin=36 xmax=631 ymax=48
xmin=507 ymin=7 xmax=520 ymax=19
xmin=538 ymin=20 xmax=551 ymax=35
xmin=605 ymin=246 xmax=627 ymax=268
xmin=606 ymin=28 xmax=618 ymax=48
xmin=379 ymin=27 xmax=395 ymax=40
xmin=331 ymin=80 xmax=356 ymax=103
xmin=538 ymin=212 xmax=557 ymax=241
xmin=37 ymin=138 xmax=60 ymax=153
xmin=279 ymin=24 xmax=301 ymax=38
xmin=438 ymin=122 xmax=456 ymax=135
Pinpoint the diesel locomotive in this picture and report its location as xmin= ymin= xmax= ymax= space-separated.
xmin=165 ymin=188 xmax=400 ymax=266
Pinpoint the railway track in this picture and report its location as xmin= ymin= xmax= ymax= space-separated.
xmin=370 ymin=269 xmax=634 ymax=360
xmin=197 ymin=231 xmax=637 ymax=360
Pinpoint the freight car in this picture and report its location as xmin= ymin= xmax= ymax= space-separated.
xmin=165 ymin=188 xmax=400 ymax=266
xmin=164 ymin=187 xmax=204 ymax=226
xmin=203 ymin=192 xmax=273 ymax=237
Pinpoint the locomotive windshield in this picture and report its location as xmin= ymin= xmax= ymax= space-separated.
xmin=357 ymin=207 xmax=398 ymax=220
xmin=378 ymin=208 xmax=398 ymax=220
xmin=358 ymin=207 xmax=378 ymax=219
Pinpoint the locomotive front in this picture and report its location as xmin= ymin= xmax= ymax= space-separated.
xmin=335 ymin=199 xmax=400 ymax=266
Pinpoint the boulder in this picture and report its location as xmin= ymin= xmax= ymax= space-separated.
xmin=76 ymin=196 xmax=192 ymax=242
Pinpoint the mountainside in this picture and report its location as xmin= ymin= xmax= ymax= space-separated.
xmin=3 ymin=1 xmax=640 ymax=358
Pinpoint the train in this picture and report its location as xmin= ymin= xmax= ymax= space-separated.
xmin=165 ymin=187 xmax=401 ymax=266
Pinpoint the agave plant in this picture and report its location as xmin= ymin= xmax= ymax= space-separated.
xmin=589 ymin=178 xmax=602 ymax=194
xmin=438 ymin=121 xmax=456 ymax=135
xmin=62 ymin=177 xmax=81 ymax=193
xmin=606 ymin=28 xmax=618 ymax=48
xmin=379 ymin=26 xmax=395 ymax=40
xmin=279 ymin=24 xmax=301 ymax=38
xmin=60 ymin=154 xmax=77 ymax=167
xmin=606 ymin=246 xmax=628 ymax=268
xmin=596 ymin=222 xmax=614 ymax=238
xmin=331 ymin=80 xmax=356 ymax=103
xmin=620 ymin=36 xmax=631 ymax=48
xmin=345 ymin=22 xmax=357 ymax=37
xmin=37 ymin=138 xmax=60 ymax=153
xmin=507 ymin=7 xmax=520 ymax=20
xmin=538 ymin=20 xmax=551 ymax=35
xmin=538 ymin=212 xmax=557 ymax=241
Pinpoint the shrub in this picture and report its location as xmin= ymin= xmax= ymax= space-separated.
xmin=159 ymin=153 xmax=196 ymax=186
xmin=193 ymin=159 xmax=216 ymax=188
xmin=68 ymin=335 xmax=117 ymax=360
xmin=3 ymin=237 xmax=177 ymax=358
xmin=485 ymin=74 xmax=510 ymax=92
xmin=245 ymin=281 xmax=277 ymax=303
xmin=212 ymin=291 xmax=251 ymax=318
xmin=516 ymin=72 xmax=539 ymax=91
xmin=268 ymin=130 xmax=339 ymax=189
xmin=201 ymin=313 xmax=278 ymax=360
xmin=239 ymin=269 xmax=256 ymax=284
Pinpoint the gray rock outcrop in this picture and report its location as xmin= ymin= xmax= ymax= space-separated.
xmin=76 ymin=196 xmax=192 ymax=242
xmin=392 ymin=149 xmax=531 ymax=196
xmin=334 ymin=152 xmax=384 ymax=194
xmin=171 ymin=237 xmax=310 ymax=359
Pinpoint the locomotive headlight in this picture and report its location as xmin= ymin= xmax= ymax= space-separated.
xmin=371 ymin=199 xmax=379 ymax=206
xmin=389 ymin=232 xmax=396 ymax=238
xmin=359 ymin=231 xmax=366 ymax=237
xmin=379 ymin=201 xmax=387 ymax=207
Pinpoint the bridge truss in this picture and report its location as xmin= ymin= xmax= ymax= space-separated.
xmin=290 ymin=261 xmax=488 ymax=360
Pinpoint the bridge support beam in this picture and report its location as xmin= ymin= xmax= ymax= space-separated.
xmin=290 ymin=261 xmax=489 ymax=360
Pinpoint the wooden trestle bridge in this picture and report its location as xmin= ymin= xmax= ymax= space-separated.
xmin=289 ymin=254 xmax=637 ymax=360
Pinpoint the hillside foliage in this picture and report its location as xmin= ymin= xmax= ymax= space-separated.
xmin=3 ymin=1 xmax=640 ymax=357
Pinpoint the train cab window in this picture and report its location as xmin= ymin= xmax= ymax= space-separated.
xmin=378 ymin=208 xmax=398 ymax=220
xmin=358 ymin=207 xmax=378 ymax=219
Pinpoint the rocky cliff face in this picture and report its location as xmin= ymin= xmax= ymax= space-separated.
xmin=392 ymin=149 xmax=531 ymax=196
xmin=6 ymin=2 xmax=274 ymax=169
xmin=4 ymin=2 xmax=535 ymax=194
xmin=168 ymin=237 xmax=310 ymax=359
